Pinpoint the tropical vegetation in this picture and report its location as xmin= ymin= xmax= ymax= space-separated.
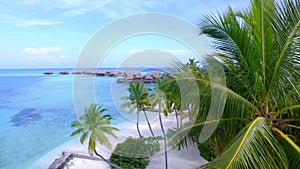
xmin=168 ymin=0 xmax=300 ymax=168
xmin=122 ymin=81 xmax=155 ymax=138
xmin=70 ymin=103 xmax=122 ymax=169
xmin=149 ymin=79 xmax=170 ymax=169
xmin=69 ymin=0 xmax=299 ymax=168
xmin=109 ymin=136 xmax=161 ymax=169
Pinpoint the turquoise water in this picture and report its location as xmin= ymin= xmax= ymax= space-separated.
xmin=0 ymin=69 xmax=141 ymax=169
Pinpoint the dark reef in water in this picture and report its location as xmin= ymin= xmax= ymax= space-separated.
xmin=10 ymin=108 xmax=42 ymax=127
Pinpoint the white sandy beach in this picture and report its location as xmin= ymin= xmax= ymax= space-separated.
xmin=32 ymin=113 xmax=207 ymax=169
xmin=60 ymin=113 xmax=208 ymax=169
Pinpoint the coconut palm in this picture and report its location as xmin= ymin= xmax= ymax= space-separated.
xmin=122 ymin=81 xmax=155 ymax=138
xmin=150 ymin=79 xmax=169 ymax=169
xmin=161 ymin=78 xmax=182 ymax=128
xmin=170 ymin=0 xmax=300 ymax=168
xmin=70 ymin=103 xmax=122 ymax=169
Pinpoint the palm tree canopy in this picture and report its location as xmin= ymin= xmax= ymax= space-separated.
xmin=122 ymin=81 xmax=150 ymax=113
xmin=149 ymin=79 xmax=168 ymax=113
xmin=168 ymin=0 xmax=300 ymax=168
xmin=202 ymin=117 xmax=288 ymax=169
xmin=71 ymin=103 xmax=119 ymax=155
xmin=200 ymin=0 xmax=300 ymax=113
xmin=198 ymin=0 xmax=300 ymax=143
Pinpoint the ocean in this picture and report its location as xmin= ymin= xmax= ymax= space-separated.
xmin=0 ymin=68 xmax=158 ymax=169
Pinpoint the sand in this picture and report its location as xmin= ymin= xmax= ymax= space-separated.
xmin=56 ymin=113 xmax=208 ymax=169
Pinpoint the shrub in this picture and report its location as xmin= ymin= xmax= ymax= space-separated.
xmin=197 ymin=139 xmax=215 ymax=161
xmin=109 ymin=137 xmax=161 ymax=169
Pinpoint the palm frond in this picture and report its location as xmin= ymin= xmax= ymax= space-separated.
xmin=174 ymin=76 xmax=259 ymax=116
xmin=278 ymin=105 xmax=300 ymax=115
xmin=100 ymin=126 xmax=119 ymax=139
xmin=274 ymin=128 xmax=300 ymax=169
xmin=70 ymin=128 xmax=84 ymax=137
xmin=265 ymin=0 xmax=300 ymax=107
xmin=80 ymin=131 xmax=89 ymax=144
xmin=202 ymin=117 xmax=288 ymax=169
xmin=71 ymin=121 xmax=82 ymax=127
xmin=168 ymin=118 xmax=249 ymax=144
xmin=94 ymin=128 xmax=111 ymax=149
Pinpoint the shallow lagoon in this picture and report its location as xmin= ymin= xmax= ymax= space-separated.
xmin=0 ymin=69 xmax=133 ymax=169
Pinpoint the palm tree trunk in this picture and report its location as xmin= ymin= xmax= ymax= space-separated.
xmin=159 ymin=112 xmax=168 ymax=169
xmin=175 ymin=109 xmax=179 ymax=128
xmin=137 ymin=112 xmax=142 ymax=138
xmin=94 ymin=150 xmax=123 ymax=169
xmin=143 ymin=110 xmax=155 ymax=137
xmin=175 ymin=109 xmax=181 ymax=150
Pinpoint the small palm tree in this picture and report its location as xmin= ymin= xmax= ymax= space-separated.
xmin=70 ymin=103 xmax=122 ymax=169
xmin=150 ymin=79 xmax=169 ymax=169
xmin=122 ymin=81 xmax=155 ymax=138
xmin=161 ymin=79 xmax=182 ymax=128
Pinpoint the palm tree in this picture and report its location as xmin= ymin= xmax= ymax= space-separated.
xmin=161 ymin=78 xmax=182 ymax=128
xmin=187 ymin=58 xmax=199 ymax=68
xmin=170 ymin=0 xmax=300 ymax=168
xmin=122 ymin=81 xmax=155 ymax=138
xmin=70 ymin=103 xmax=122 ymax=169
xmin=150 ymin=79 xmax=169 ymax=169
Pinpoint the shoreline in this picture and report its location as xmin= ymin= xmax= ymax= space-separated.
xmin=39 ymin=113 xmax=208 ymax=169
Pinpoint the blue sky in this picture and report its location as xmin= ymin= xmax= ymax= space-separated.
xmin=0 ymin=0 xmax=248 ymax=68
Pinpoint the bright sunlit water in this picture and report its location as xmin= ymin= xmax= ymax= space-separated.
xmin=0 ymin=68 xmax=158 ymax=169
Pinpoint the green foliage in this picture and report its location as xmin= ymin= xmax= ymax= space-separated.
xmin=202 ymin=117 xmax=288 ymax=169
xmin=109 ymin=137 xmax=161 ymax=169
xmin=121 ymin=81 xmax=154 ymax=138
xmin=197 ymin=139 xmax=215 ymax=161
xmin=70 ymin=103 xmax=119 ymax=155
xmin=167 ymin=0 xmax=300 ymax=168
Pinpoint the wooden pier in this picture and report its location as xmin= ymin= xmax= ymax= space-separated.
xmin=48 ymin=150 xmax=102 ymax=169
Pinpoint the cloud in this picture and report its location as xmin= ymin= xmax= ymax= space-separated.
xmin=59 ymin=0 xmax=112 ymax=17
xmin=1 ymin=0 xmax=249 ymax=27
xmin=20 ymin=19 xmax=63 ymax=26
xmin=22 ymin=46 xmax=61 ymax=55
xmin=0 ymin=13 xmax=62 ymax=26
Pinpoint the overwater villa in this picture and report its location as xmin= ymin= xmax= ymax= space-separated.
xmin=117 ymin=71 xmax=161 ymax=83
xmin=44 ymin=71 xmax=53 ymax=75
xmin=59 ymin=71 xmax=69 ymax=75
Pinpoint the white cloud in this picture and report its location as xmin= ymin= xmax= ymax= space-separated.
xmin=22 ymin=46 xmax=61 ymax=55
xmin=0 ymin=13 xmax=62 ymax=26
xmin=100 ymin=8 xmax=120 ymax=19
xmin=59 ymin=0 xmax=112 ymax=17
xmin=20 ymin=19 xmax=63 ymax=26
xmin=1 ymin=0 xmax=249 ymax=27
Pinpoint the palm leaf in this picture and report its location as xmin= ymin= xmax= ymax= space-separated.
xmin=168 ymin=118 xmax=249 ymax=148
xmin=267 ymin=0 xmax=300 ymax=100
xmin=274 ymin=128 xmax=300 ymax=169
xmin=71 ymin=121 xmax=82 ymax=127
xmin=201 ymin=117 xmax=288 ymax=169
xmin=94 ymin=128 xmax=111 ymax=149
xmin=70 ymin=128 xmax=84 ymax=137
xmin=80 ymin=131 xmax=89 ymax=144
xmin=100 ymin=126 xmax=119 ymax=139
